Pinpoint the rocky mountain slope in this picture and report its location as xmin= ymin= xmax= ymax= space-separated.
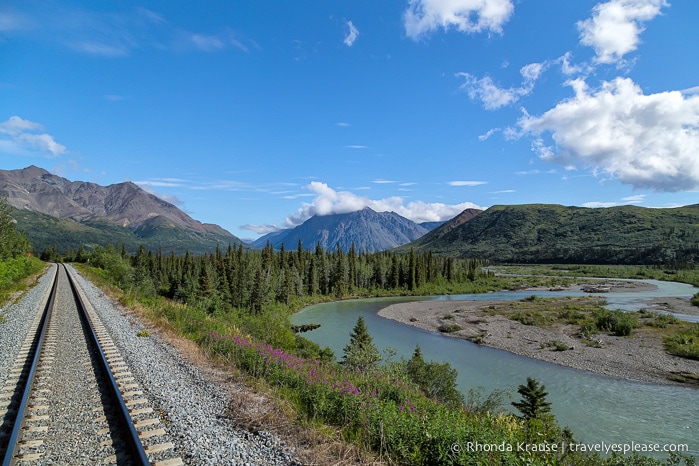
xmin=253 ymin=207 xmax=430 ymax=252
xmin=0 ymin=166 xmax=243 ymax=254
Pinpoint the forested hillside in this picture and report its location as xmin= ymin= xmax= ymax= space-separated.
xmin=403 ymin=204 xmax=699 ymax=265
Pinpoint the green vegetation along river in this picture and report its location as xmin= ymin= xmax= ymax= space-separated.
xmin=291 ymin=279 xmax=699 ymax=458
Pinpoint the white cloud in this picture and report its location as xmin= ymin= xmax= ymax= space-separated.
xmin=458 ymin=74 xmax=518 ymax=110
xmin=621 ymin=194 xmax=645 ymax=203
xmin=343 ymin=20 xmax=359 ymax=46
xmin=135 ymin=179 xmax=187 ymax=188
xmin=240 ymin=224 xmax=280 ymax=235
xmin=558 ymin=52 xmax=586 ymax=76
xmin=404 ymin=0 xmax=514 ymax=40
xmin=0 ymin=115 xmax=42 ymax=135
xmin=448 ymin=180 xmax=487 ymax=186
xmin=478 ymin=128 xmax=499 ymax=140
xmin=577 ymin=0 xmax=668 ymax=64
xmin=583 ymin=201 xmax=620 ymax=208
xmin=280 ymin=181 xmax=483 ymax=228
xmin=345 ymin=144 xmax=369 ymax=149
xmin=458 ymin=61 xmax=547 ymax=110
xmin=0 ymin=115 xmax=67 ymax=157
xmin=517 ymin=77 xmax=699 ymax=191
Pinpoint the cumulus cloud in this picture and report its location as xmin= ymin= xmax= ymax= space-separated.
xmin=458 ymin=61 xmax=547 ymax=110
xmin=517 ymin=77 xmax=699 ymax=191
xmin=343 ymin=20 xmax=359 ymax=46
xmin=577 ymin=0 xmax=668 ymax=64
xmin=0 ymin=115 xmax=67 ymax=157
xmin=404 ymin=0 xmax=514 ymax=40
xmin=279 ymin=181 xmax=483 ymax=228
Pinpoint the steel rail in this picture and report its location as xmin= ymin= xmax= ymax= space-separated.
xmin=2 ymin=264 xmax=152 ymax=465
xmin=63 ymin=264 xmax=151 ymax=466
xmin=1 ymin=265 xmax=58 ymax=466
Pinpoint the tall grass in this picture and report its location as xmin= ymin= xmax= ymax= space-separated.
xmin=0 ymin=256 xmax=45 ymax=306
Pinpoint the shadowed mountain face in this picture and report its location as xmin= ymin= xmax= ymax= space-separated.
xmin=253 ymin=207 xmax=431 ymax=252
xmin=0 ymin=165 xmax=243 ymax=254
xmin=400 ymin=203 xmax=699 ymax=264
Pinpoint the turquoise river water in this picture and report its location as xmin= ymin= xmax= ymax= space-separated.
xmin=290 ymin=279 xmax=699 ymax=457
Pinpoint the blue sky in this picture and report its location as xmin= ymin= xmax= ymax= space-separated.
xmin=2 ymin=0 xmax=698 ymax=240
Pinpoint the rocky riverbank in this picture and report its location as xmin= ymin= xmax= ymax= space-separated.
xmin=378 ymin=280 xmax=699 ymax=387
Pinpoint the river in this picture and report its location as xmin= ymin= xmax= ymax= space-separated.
xmin=290 ymin=279 xmax=699 ymax=457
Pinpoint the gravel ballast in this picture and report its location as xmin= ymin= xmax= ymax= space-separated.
xmin=0 ymin=264 xmax=303 ymax=465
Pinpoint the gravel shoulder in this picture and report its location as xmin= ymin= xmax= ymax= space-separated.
xmin=66 ymin=265 xmax=305 ymax=466
xmin=378 ymin=280 xmax=699 ymax=387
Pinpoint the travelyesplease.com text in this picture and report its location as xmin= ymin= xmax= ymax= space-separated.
xmin=452 ymin=441 xmax=690 ymax=455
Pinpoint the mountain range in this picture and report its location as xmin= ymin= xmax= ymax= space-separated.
xmin=252 ymin=207 xmax=438 ymax=252
xmin=1 ymin=166 xmax=244 ymax=255
xmin=4 ymin=166 xmax=699 ymax=265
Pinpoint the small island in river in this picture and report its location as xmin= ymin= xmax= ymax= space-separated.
xmin=378 ymin=279 xmax=699 ymax=387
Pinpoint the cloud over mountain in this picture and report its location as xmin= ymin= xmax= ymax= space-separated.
xmin=240 ymin=181 xmax=483 ymax=233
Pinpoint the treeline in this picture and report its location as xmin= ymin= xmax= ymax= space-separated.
xmin=0 ymin=197 xmax=31 ymax=260
xmin=0 ymin=197 xmax=43 ymax=300
xmin=70 ymin=241 xmax=490 ymax=315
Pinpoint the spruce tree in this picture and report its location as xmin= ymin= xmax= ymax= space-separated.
xmin=341 ymin=316 xmax=381 ymax=372
xmin=512 ymin=377 xmax=552 ymax=420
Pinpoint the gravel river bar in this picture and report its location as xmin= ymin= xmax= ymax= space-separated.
xmin=378 ymin=280 xmax=699 ymax=387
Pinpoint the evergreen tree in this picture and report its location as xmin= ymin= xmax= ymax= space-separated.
xmin=0 ymin=196 xmax=31 ymax=259
xmin=406 ymin=345 xmax=463 ymax=408
xmin=341 ymin=316 xmax=381 ymax=372
xmin=512 ymin=377 xmax=552 ymax=421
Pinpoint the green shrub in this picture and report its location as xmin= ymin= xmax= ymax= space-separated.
xmin=511 ymin=310 xmax=550 ymax=326
xmin=645 ymin=312 xmax=680 ymax=328
xmin=437 ymin=323 xmax=462 ymax=333
xmin=594 ymin=309 xmax=637 ymax=336
xmin=664 ymin=324 xmax=699 ymax=360
xmin=542 ymin=340 xmax=570 ymax=351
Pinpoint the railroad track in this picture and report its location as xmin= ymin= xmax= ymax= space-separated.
xmin=0 ymin=264 xmax=183 ymax=465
